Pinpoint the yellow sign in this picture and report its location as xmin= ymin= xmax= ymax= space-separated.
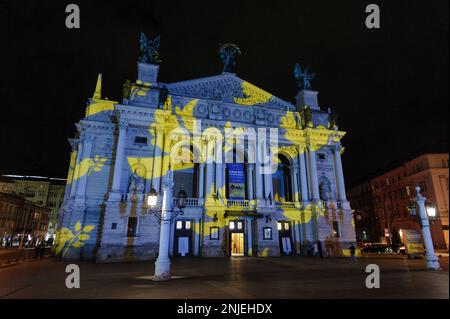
xmin=405 ymin=229 xmax=425 ymax=254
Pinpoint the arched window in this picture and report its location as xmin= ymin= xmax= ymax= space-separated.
xmin=272 ymin=154 xmax=293 ymax=202
xmin=173 ymin=145 xmax=199 ymax=198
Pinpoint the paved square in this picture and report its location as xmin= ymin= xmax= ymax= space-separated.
xmin=0 ymin=255 xmax=448 ymax=299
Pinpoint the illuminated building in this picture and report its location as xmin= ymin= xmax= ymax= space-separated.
xmin=57 ymin=54 xmax=356 ymax=262
xmin=0 ymin=175 xmax=66 ymax=239
xmin=348 ymin=153 xmax=449 ymax=249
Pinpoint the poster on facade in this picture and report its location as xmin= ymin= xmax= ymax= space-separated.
xmin=404 ymin=229 xmax=425 ymax=255
xmin=228 ymin=163 xmax=245 ymax=199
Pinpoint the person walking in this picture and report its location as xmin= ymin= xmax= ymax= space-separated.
xmin=317 ymin=240 xmax=323 ymax=258
xmin=349 ymin=242 xmax=357 ymax=264
xmin=313 ymin=241 xmax=318 ymax=256
xmin=39 ymin=242 xmax=45 ymax=259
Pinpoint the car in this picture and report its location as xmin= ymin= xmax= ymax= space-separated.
xmin=361 ymin=244 xmax=395 ymax=254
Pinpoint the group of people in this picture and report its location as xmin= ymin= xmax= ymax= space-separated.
xmin=306 ymin=240 xmax=358 ymax=264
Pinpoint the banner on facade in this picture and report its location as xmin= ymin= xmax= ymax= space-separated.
xmin=404 ymin=229 xmax=424 ymax=255
xmin=228 ymin=163 xmax=245 ymax=199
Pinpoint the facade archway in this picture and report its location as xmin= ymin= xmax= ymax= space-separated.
xmin=272 ymin=153 xmax=293 ymax=202
xmin=172 ymin=145 xmax=199 ymax=198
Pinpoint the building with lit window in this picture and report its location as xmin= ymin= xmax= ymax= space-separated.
xmin=0 ymin=192 xmax=51 ymax=247
xmin=0 ymin=175 xmax=66 ymax=239
xmin=57 ymin=53 xmax=356 ymax=262
xmin=348 ymin=153 xmax=449 ymax=250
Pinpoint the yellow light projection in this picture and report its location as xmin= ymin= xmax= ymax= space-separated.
xmin=72 ymin=155 xmax=107 ymax=181
xmin=234 ymin=81 xmax=272 ymax=106
xmin=65 ymin=150 xmax=77 ymax=185
xmin=130 ymin=83 xmax=151 ymax=100
xmin=85 ymin=73 xmax=118 ymax=117
xmin=54 ymin=221 xmax=95 ymax=257
xmin=126 ymin=157 xmax=154 ymax=179
xmin=85 ymin=99 xmax=116 ymax=117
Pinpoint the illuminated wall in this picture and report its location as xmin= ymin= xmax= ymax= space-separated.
xmin=57 ymin=62 xmax=356 ymax=262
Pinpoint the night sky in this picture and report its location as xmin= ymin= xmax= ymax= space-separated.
xmin=0 ymin=0 xmax=448 ymax=186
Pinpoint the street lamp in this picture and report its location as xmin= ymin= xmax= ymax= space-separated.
xmin=414 ymin=186 xmax=440 ymax=270
xmin=426 ymin=204 xmax=436 ymax=218
xmin=147 ymin=168 xmax=187 ymax=281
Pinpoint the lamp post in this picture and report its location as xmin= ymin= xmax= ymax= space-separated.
xmin=414 ymin=186 xmax=440 ymax=270
xmin=147 ymin=168 xmax=187 ymax=281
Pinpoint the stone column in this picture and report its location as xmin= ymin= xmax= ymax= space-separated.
xmin=215 ymin=138 xmax=223 ymax=198
xmin=198 ymin=163 xmax=205 ymax=199
xmin=64 ymin=142 xmax=78 ymax=201
xmin=246 ymin=163 xmax=255 ymax=200
xmin=298 ymin=148 xmax=309 ymax=202
xmin=415 ymin=186 xmax=440 ymax=270
xmin=154 ymin=170 xmax=174 ymax=281
xmin=205 ymin=138 xmax=215 ymax=199
xmin=291 ymin=163 xmax=300 ymax=202
xmin=333 ymin=145 xmax=347 ymax=202
xmin=294 ymin=220 xmax=302 ymax=255
xmin=161 ymin=130 xmax=172 ymax=188
xmin=151 ymin=129 xmax=164 ymax=194
xmin=111 ymin=122 xmax=128 ymax=196
xmin=247 ymin=219 xmax=253 ymax=256
xmin=70 ymin=142 xmax=83 ymax=198
xmin=75 ymin=136 xmax=94 ymax=199
xmin=194 ymin=217 xmax=201 ymax=256
xmin=255 ymin=142 xmax=264 ymax=205
xmin=307 ymin=146 xmax=320 ymax=201
xmin=293 ymin=220 xmax=301 ymax=254
xmin=263 ymin=143 xmax=273 ymax=205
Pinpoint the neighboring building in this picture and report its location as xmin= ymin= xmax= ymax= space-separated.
xmin=58 ymin=48 xmax=356 ymax=262
xmin=0 ymin=192 xmax=51 ymax=247
xmin=0 ymin=175 xmax=66 ymax=239
xmin=348 ymin=153 xmax=449 ymax=250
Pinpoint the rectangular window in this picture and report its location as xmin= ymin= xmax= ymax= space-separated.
xmin=176 ymin=221 xmax=183 ymax=230
xmin=229 ymin=222 xmax=235 ymax=230
xmin=317 ymin=153 xmax=326 ymax=160
xmin=284 ymin=223 xmax=289 ymax=230
xmin=111 ymin=222 xmax=117 ymax=230
xmin=210 ymin=226 xmax=219 ymax=240
xmin=263 ymin=227 xmax=272 ymax=240
xmin=277 ymin=222 xmax=282 ymax=230
xmin=134 ymin=136 xmax=148 ymax=144
xmin=185 ymin=221 xmax=191 ymax=230
xmin=127 ymin=217 xmax=138 ymax=237
xmin=332 ymin=221 xmax=340 ymax=238
xmin=237 ymin=221 xmax=243 ymax=230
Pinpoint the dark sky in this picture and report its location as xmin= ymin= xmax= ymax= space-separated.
xmin=0 ymin=0 xmax=448 ymax=185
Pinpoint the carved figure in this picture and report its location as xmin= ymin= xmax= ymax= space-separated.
xmin=139 ymin=32 xmax=161 ymax=64
xmin=219 ymin=43 xmax=241 ymax=72
xmin=294 ymin=63 xmax=315 ymax=90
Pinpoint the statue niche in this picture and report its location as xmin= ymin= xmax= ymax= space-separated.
xmin=319 ymin=176 xmax=332 ymax=202
xmin=128 ymin=168 xmax=146 ymax=193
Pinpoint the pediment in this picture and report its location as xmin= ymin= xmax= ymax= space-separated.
xmin=165 ymin=73 xmax=294 ymax=110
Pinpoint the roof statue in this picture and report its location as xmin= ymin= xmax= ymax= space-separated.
xmin=294 ymin=63 xmax=315 ymax=90
xmin=219 ymin=43 xmax=241 ymax=73
xmin=139 ymin=32 xmax=161 ymax=64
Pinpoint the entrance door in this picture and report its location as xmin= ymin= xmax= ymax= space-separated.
xmin=174 ymin=220 xmax=193 ymax=256
xmin=278 ymin=221 xmax=293 ymax=255
xmin=229 ymin=220 xmax=245 ymax=256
